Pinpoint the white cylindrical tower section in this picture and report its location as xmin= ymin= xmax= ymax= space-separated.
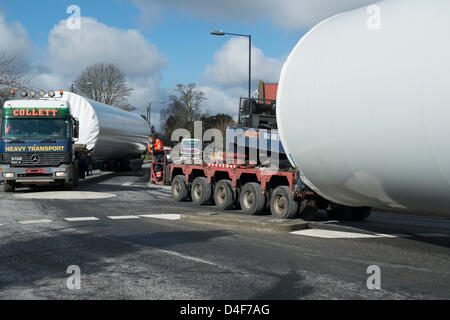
xmin=277 ymin=0 xmax=450 ymax=215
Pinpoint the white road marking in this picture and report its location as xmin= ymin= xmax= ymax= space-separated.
xmin=121 ymin=176 xmax=142 ymax=186
xmin=140 ymin=214 xmax=181 ymax=221
xmin=415 ymin=233 xmax=449 ymax=238
xmin=156 ymin=249 xmax=217 ymax=266
xmin=107 ymin=215 xmax=141 ymax=220
xmin=291 ymin=229 xmax=383 ymax=239
xmin=15 ymin=191 xmax=117 ymax=200
xmin=19 ymin=219 xmax=53 ymax=225
xmin=391 ymin=234 xmax=412 ymax=238
xmin=374 ymin=233 xmax=399 ymax=238
xmin=64 ymin=217 xmax=100 ymax=222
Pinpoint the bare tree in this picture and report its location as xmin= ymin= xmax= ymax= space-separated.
xmin=169 ymin=83 xmax=206 ymax=122
xmin=159 ymin=83 xmax=207 ymax=141
xmin=73 ymin=63 xmax=135 ymax=111
xmin=0 ymin=52 xmax=30 ymax=105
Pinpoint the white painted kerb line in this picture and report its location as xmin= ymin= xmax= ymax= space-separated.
xmin=291 ymin=229 xmax=385 ymax=239
xmin=65 ymin=217 xmax=100 ymax=222
xmin=140 ymin=214 xmax=181 ymax=221
xmin=19 ymin=219 xmax=53 ymax=225
xmin=107 ymin=215 xmax=141 ymax=220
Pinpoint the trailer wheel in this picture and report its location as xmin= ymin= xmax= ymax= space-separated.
xmin=191 ymin=177 xmax=212 ymax=205
xmin=2 ymin=181 xmax=16 ymax=193
xmin=239 ymin=183 xmax=265 ymax=215
xmin=351 ymin=207 xmax=372 ymax=221
xmin=327 ymin=206 xmax=353 ymax=221
xmin=214 ymin=180 xmax=235 ymax=210
xmin=270 ymin=186 xmax=298 ymax=219
xmin=172 ymin=175 xmax=188 ymax=202
xmin=298 ymin=200 xmax=318 ymax=221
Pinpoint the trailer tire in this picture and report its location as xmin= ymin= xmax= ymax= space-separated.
xmin=214 ymin=180 xmax=235 ymax=210
xmin=270 ymin=186 xmax=298 ymax=219
xmin=191 ymin=177 xmax=212 ymax=205
xmin=239 ymin=183 xmax=266 ymax=215
xmin=298 ymin=200 xmax=318 ymax=221
xmin=327 ymin=206 xmax=353 ymax=221
xmin=351 ymin=207 xmax=372 ymax=221
xmin=172 ymin=175 xmax=188 ymax=202
xmin=2 ymin=181 xmax=16 ymax=193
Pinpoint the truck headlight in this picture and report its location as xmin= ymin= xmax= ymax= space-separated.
xmin=3 ymin=173 xmax=14 ymax=178
xmin=55 ymin=172 xmax=67 ymax=177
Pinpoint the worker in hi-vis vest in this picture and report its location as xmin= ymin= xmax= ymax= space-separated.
xmin=148 ymin=135 xmax=165 ymax=180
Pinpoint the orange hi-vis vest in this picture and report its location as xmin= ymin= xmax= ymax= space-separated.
xmin=148 ymin=139 xmax=163 ymax=153
xmin=154 ymin=139 xmax=163 ymax=152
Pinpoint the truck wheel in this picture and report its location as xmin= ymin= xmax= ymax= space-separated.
xmin=351 ymin=207 xmax=372 ymax=221
xmin=2 ymin=181 xmax=16 ymax=193
xmin=239 ymin=183 xmax=266 ymax=215
xmin=214 ymin=180 xmax=235 ymax=210
xmin=172 ymin=175 xmax=188 ymax=202
xmin=270 ymin=186 xmax=298 ymax=219
xmin=191 ymin=177 xmax=212 ymax=205
xmin=298 ymin=199 xmax=318 ymax=221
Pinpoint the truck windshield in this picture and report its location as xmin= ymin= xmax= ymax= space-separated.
xmin=2 ymin=119 xmax=70 ymax=140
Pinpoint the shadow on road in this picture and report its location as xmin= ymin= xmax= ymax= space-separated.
xmin=0 ymin=227 xmax=232 ymax=295
xmin=250 ymin=267 xmax=314 ymax=300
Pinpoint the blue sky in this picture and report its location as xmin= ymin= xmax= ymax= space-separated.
xmin=0 ymin=0 xmax=374 ymax=122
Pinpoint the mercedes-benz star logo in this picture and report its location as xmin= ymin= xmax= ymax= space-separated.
xmin=30 ymin=154 xmax=40 ymax=164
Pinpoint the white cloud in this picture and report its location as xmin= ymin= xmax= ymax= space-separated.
xmin=199 ymin=86 xmax=239 ymax=119
xmin=0 ymin=12 xmax=31 ymax=55
xmin=205 ymin=37 xmax=283 ymax=90
xmin=130 ymin=0 xmax=378 ymax=30
xmin=47 ymin=17 xmax=168 ymax=77
xmin=30 ymin=17 xmax=168 ymax=112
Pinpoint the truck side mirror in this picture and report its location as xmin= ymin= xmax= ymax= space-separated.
xmin=73 ymin=118 xmax=79 ymax=140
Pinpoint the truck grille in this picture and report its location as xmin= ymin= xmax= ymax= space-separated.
xmin=2 ymin=153 xmax=71 ymax=167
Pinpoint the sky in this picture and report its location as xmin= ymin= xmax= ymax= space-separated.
xmin=0 ymin=0 xmax=378 ymax=128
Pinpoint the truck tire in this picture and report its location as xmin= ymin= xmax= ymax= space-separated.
xmin=270 ymin=186 xmax=298 ymax=219
xmin=351 ymin=207 xmax=372 ymax=221
xmin=191 ymin=177 xmax=212 ymax=205
xmin=239 ymin=183 xmax=266 ymax=215
xmin=172 ymin=175 xmax=188 ymax=202
xmin=2 ymin=181 xmax=16 ymax=193
xmin=214 ymin=180 xmax=235 ymax=210
xmin=298 ymin=199 xmax=318 ymax=221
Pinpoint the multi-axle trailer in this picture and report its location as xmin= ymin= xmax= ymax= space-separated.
xmin=150 ymin=152 xmax=371 ymax=221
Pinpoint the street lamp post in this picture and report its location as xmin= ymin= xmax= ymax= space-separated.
xmin=210 ymin=30 xmax=252 ymax=101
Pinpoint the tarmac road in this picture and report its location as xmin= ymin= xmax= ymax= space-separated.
xmin=0 ymin=170 xmax=449 ymax=300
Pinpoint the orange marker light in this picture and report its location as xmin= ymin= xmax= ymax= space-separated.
xmin=60 ymin=90 xmax=64 ymax=96
xmin=10 ymin=89 xmax=15 ymax=95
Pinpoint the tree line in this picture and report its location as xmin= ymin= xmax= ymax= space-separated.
xmin=158 ymin=83 xmax=235 ymax=145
